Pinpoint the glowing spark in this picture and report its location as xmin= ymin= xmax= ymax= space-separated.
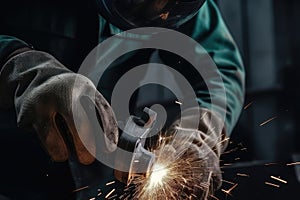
xmin=265 ymin=182 xmax=280 ymax=188
xmin=260 ymin=116 xmax=277 ymax=126
xmin=175 ymin=100 xmax=182 ymax=105
xmin=89 ymin=198 xmax=95 ymax=200
xmin=264 ymin=162 xmax=278 ymax=166
xmin=72 ymin=185 xmax=89 ymax=193
xmin=222 ymin=180 xmax=236 ymax=185
xmin=105 ymin=189 xmax=116 ymax=199
xmin=244 ymin=101 xmax=254 ymax=110
xmin=221 ymin=184 xmax=238 ymax=196
xmin=108 ymin=194 xmax=118 ymax=199
xmin=105 ymin=189 xmax=115 ymax=199
xmin=210 ymin=195 xmax=220 ymax=200
xmin=223 ymin=147 xmax=239 ymax=155
xmin=286 ymin=162 xmax=300 ymax=166
xmin=237 ymin=173 xmax=250 ymax=177
xmin=270 ymin=176 xmax=287 ymax=184
xmin=105 ymin=181 xmax=115 ymax=186
xmin=97 ymin=192 xmax=102 ymax=196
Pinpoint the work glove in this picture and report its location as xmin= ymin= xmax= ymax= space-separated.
xmin=163 ymin=108 xmax=227 ymax=200
xmin=0 ymin=49 xmax=119 ymax=165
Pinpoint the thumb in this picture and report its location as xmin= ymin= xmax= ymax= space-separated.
xmin=33 ymin=112 xmax=69 ymax=162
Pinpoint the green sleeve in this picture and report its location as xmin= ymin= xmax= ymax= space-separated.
xmin=179 ymin=0 xmax=245 ymax=135
xmin=100 ymin=0 xmax=245 ymax=135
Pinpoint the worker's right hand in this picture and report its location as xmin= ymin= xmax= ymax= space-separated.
xmin=0 ymin=50 xmax=119 ymax=165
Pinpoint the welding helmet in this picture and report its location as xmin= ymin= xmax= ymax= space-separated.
xmin=96 ymin=0 xmax=206 ymax=30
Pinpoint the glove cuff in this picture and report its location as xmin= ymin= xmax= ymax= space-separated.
xmin=0 ymin=35 xmax=33 ymax=68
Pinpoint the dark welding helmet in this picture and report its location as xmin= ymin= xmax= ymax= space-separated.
xmin=96 ymin=0 xmax=206 ymax=30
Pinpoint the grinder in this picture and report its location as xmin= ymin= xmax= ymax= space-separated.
xmin=114 ymin=108 xmax=157 ymax=185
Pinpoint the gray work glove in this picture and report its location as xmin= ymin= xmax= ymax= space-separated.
xmin=0 ymin=50 xmax=118 ymax=165
xmin=165 ymin=108 xmax=227 ymax=200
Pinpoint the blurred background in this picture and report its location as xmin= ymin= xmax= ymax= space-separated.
xmin=214 ymin=0 xmax=300 ymax=199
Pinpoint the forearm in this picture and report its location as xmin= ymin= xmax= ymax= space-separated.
xmin=179 ymin=0 xmax=245 ymax=136
xmin=0 ymin=49 xmax=71 ymax=109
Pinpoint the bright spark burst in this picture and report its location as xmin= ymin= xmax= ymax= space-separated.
xmin=122 ymin=135 xmax=215 ymax=200
xmin=148 ymin=164 xmax=169 ymax=188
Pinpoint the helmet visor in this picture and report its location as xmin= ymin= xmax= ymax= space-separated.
xmin=97 ymin=0 xmax=206 ymax=30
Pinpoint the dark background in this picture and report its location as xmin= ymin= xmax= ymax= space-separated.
xmin=214 ymin=0 xmax=300 ymax=199
xmin=0 ymin=0 xmax=299 ymax=199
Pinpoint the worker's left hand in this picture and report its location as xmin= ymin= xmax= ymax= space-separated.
xmin=0 ymin=49 xmax=119 ymax=165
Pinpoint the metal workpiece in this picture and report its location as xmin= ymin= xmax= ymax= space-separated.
xmin=114 ymin=108 xmax=157 ymax=185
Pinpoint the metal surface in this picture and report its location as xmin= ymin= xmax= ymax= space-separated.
xmin=114 ymin=108 xmax=157 ymax=185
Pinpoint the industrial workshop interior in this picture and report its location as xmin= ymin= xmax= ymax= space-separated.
xmin=215 ymin=0 xmax=300 ymax=199
xmin=0 ymin=0 xmax=299 ymax=200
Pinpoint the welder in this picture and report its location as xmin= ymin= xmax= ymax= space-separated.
xmin=0 ymin=0 xmax=245 ymax=199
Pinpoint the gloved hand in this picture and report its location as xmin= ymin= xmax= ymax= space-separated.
xmin=165 ymin=108 xmax=227 ymax=199
xmin=0 ymin=49 xmax=118 ymax=165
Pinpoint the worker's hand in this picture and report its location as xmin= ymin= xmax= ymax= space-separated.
xmin=0 ymin=50 xmax=118 ymax=165
xmin=165 ymin=108 xmax=227 ymax=199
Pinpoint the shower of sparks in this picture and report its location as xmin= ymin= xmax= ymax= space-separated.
xmin=259 ymin=116 xmax=277 ymax=126
xmin=286 ymin=162 xmax=300 ymax=166
xmin=265 ymin=182 xmax=280 ymax=188
xmin=270 ymin=176 xmax=287 ymax=184
xmin=105 ymin=189 xmax=115 ymax=199
xmin=72 ymin=185 xmax=89 ymax=193
xmin=243 ymin=101 xmax=254 ymax=110
xmin=122 ymin=134 xmax=216 ymax=200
